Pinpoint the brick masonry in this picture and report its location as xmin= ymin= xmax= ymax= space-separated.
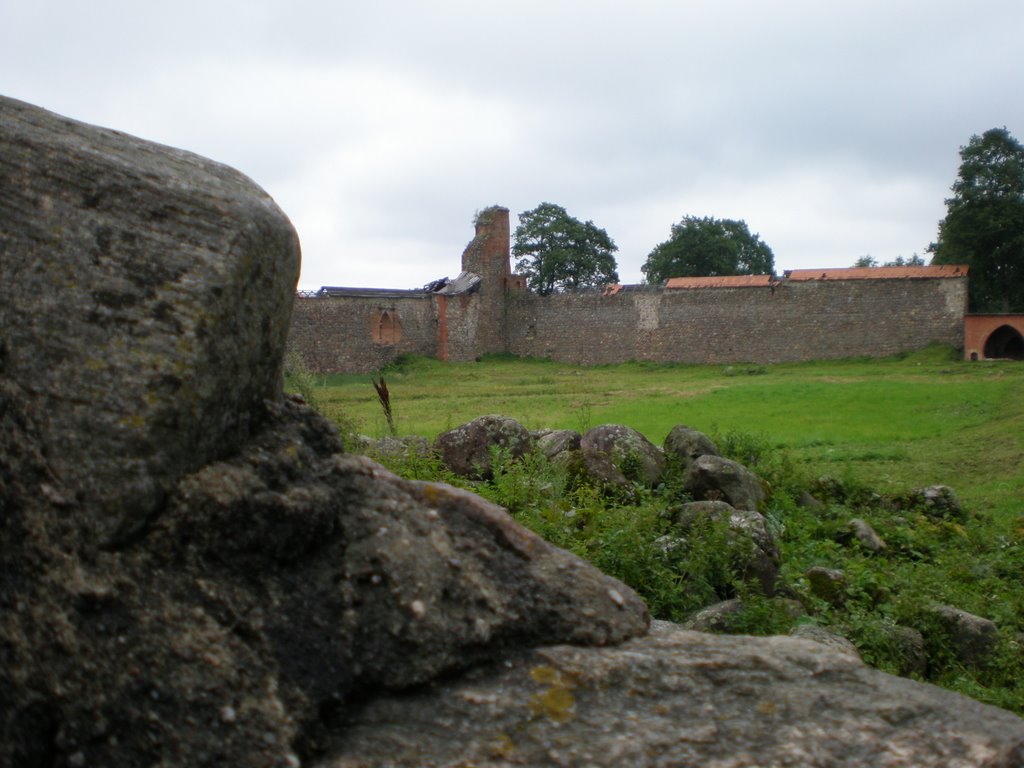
xmin=963 ymin=315 xmax=1024 ymax=360
xmin=287 ymin=207 xmax=977 ymax=373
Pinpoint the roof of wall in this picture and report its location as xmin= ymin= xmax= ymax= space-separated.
xmin=784 ymin=265 xmax=968 ymax=281
xmin=313 ymin=286 xmax=431 ymax=299
xmin=666 ymin=275 xmax=776 ymax=289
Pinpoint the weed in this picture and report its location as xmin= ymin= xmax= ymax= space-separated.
xmin=372 ymin=374 xmax=397 ymax=436
xmin=573 ymin=401 xmax=593 ymax=434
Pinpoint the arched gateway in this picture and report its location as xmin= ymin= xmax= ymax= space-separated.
xmin=964 ymin=316 xmax=1024 ymax=360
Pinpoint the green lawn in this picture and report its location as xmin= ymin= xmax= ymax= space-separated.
xmin=306 ymin=345 xmax=1023 ymax=518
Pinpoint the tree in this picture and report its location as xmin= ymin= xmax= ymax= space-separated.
xmin=512 ymin=203 xmax=619 ymax=294
xmin=853 ymin=254 xmax=926 ymax=268
xmin=641 ymin=216 xmax=775 ymax=284
xmin=929 ymin=127 xmax=1024 ymax=312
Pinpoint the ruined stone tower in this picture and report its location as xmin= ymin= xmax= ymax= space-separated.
xmin=451 ymin=205 xmax=517 ymax=357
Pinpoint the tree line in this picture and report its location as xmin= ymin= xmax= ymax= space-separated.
xmin=513 ymin=126 xmax=1024 ymax=312
xmin=512 ymin=205 xmax=775 ymax=294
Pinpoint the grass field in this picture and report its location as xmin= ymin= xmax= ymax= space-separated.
xmin=303 ymin=344 xmax=1023 ymax=518
xmin=290 ymin=345 xmax=1024 ymax=712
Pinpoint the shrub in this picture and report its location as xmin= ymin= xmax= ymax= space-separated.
xmin=283 ymin=350 xmax=320 ymax=407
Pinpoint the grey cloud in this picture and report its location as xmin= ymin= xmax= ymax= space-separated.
xmin=4 ymin=0 xmax=1023 ymax=288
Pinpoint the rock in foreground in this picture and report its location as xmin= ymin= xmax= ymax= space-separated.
xmin=319 ymin=621 xmax=1024 ymax=768
xmin=0 ymin=98 xmax=648 ymax=767
xmin=0 ymin=94 xmax=299 ymax=544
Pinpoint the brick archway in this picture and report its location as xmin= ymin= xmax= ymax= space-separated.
xmin=964 ymin=315 xmax=1024 ymax=360
xmin=985 ymin=325 xmax=1024 ymax=359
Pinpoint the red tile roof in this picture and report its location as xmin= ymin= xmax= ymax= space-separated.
xmin=784 ymin=265 xmax=968 ymax=281
xmin=666 ymin=275 xmax=776 ymax=289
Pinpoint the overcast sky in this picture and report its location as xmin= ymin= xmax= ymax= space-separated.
xmin=5 ymin=1 xmax=1023 ymax=289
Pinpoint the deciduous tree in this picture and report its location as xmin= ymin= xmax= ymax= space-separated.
xmin=512 ymin=203 xmax=619 ymax=294
xmin=852 ymin=254 xmax=926 ymax=268
xmin=642 ymin=216 xmax=775 ymax=284
xmin=929 ymin=127 xmax=1024 ymax=312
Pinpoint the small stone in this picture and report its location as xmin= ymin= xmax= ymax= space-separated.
xmin=806 ymin=566 xmax=847 ymax=604
xmin=848 ymin=518 xmax=887 ymax=553
xmin=796 ymin=491 xmax=824 ymax=511
xmin=219 ymin=705 xmax=237 ymax=724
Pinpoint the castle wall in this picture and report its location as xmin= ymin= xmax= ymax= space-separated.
xmin=437 ymin=292 xmax=489 ymax=363
xmin=506 ymin=277 xmax=968 ymax=365
xmin=288 ymin=294 xmax=438 ymax=373
xmin=286 ymin=208 xmax=970 ymax=373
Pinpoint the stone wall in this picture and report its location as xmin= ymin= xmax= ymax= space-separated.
xmin=289 ymin=293 xmax=438 ymax=373
xmin=506 ymin=278 xmax=967 ymax=365
xmin=286 ymin=207 xmax=969 ymax=373
xmin=438 ymin=292 xmax=484 ymax=363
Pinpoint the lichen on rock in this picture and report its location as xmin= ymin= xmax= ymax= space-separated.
xmin=0 ymin=96 xmax=647 ymax=767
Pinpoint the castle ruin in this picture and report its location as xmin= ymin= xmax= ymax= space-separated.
xmin=287 ymin=206 xmax=1023 ymax=372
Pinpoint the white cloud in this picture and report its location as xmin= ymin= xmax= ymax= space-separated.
xmin=4 ymin=0 xmax=1023 ymax=290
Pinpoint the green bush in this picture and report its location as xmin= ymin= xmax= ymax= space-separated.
xmin=283 ymin=350 xmax=320 ymax=406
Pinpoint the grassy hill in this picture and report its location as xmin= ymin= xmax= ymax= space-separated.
xmin=290 ymin=345 xmax=1024 ymax=712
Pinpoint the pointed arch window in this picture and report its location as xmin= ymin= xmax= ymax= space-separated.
xmin=371 ymin=309 xmax=401 ymax=345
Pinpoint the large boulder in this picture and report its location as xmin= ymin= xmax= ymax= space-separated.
xmin=806 ymin=565 xmax=847 ymax=604
xmin=316 ymin=621 xmax=1024 ymax=767
xmin=663 ymin=424 xmax=720 ymax=469
xmin=359 ymin=434 xmax=431 ymax=459
xmin=926 ymin=605 xmax=1000 ymax=668
xmin=434 ymin=414 xmax=532 ymax=479
xmin=900 ymin=484 xmax=967 ymax=522
xmin=0 ymin=95 xmax=299 ymax=544
xmin=671 ymin=500 xmax=780 ymax=595
xmin=683 ymin=454 xmax=765 ymax=511
xmin=580 ymin=424 xmax=665 ymax=488
xmin=534 ymin=428 xmax=581 ymax=459
xmin=885 ymin=624 xmax=930 ymax=677
xmin=0 ymin=99 xmax=648 ymax=767
xmin=790 ymin=624 xmax=862 ymax=660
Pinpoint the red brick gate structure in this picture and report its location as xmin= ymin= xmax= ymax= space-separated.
xmin=964 ymin=315 xmax=1024 ymax=360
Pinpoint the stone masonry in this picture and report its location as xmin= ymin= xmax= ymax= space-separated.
xmin=287 ymin=208 xmax=971 ymax=373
